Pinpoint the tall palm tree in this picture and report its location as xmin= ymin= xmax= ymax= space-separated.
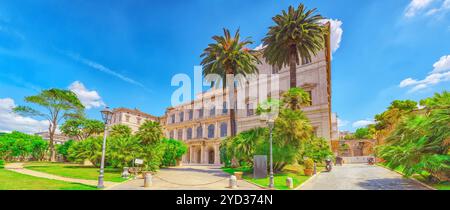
xmin=201 ymin=28 xmax=260 ymax=136
xmin=281 ymin=87 xmax=311 ymax=110
xmin=262 ymin=4 xmax=327 ymax=88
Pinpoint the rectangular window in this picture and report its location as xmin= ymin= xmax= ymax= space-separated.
xmin=222 ymin=102 xmax=228 ymax=114
xmin=179 ymin=112 xmax=184 ymax=122
xmin=188 ymin=110 xmax=193 ymax=120
xmin=306 ymin=91 xmax=312 ymax=106
xmin=198 ymin=109 xmax=204 ymax=119
xmin=272 ymin=65 xmax=280 ymax=74
xmin=247 ymin=103 xmax=254 ymax=116
xmin=171 ymin=114 xmax=175 ymax=124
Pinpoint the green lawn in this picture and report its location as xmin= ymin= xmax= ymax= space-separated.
xmin=0 ymin=169 xmax=96 ymax=190
xmin=377 ymin=163 xmax=449 ymax=190
xmin=24 ymin=162 xmax=127 ymax=183
xmin=223 ymin=164 xmax=323 ymax=190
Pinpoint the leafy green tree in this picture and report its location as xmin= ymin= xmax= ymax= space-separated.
xmin=281 ymin=87 xmax=311 ymax=110
xmin=201 ymin=28 xmax=260 ymax=136
xmin=374 ymin=99 xmax=417 ymax=144
xmin=109 ymin=124 xmax=132 ymax=138
xmin=0 ymin=131 xmax=48 ymax=161
xmin=135 ymin=121 xmax=165 ymax=171
xmin=13 ymin=89 xmax=84 ymax=161
xmin=378 ymin=91 xmax=449 ymax=182
xmin=60 ymin=118 xmax=104 ymax=141
xmin=274 ymin=108 xmax=313 ymax=148
xmin=108 ymin=136 xmax=143 ymax=168
xmin=354 ymin=127 xmax=372 ymax=139
xmin=136 ymin=121 xmax=163 ymax=145
xmin=303 ymin=137 xmax=333 ymax=163
xmin=263 ymin=4 xmax=326 ymax=88
xmin=67 ymin=137 xmax=103 ymax=166
xmin=222 ymin=128 xmax=267 ymax=167
xmin=161 ymin=138 xmax=188 ymax=167
xmin=56 ymin=140 xmax=75 ymax=161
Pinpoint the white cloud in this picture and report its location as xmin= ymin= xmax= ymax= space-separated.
xmin=352 ymin=119 xmax=375 ymax=128
xmin=399 ymin=55 xmax=450 ymax=93
xmin=337 ymin=118 xmax=349 ymax=128
xmin=327 ymin=19 xmax=343 ymax=54
xmin=432 ymin=55 xmax=450 ymax=73
xmin=405 ymin=0 xmax=436 ymax=17
xmin=426 ymin=0 xmax=450 ymax=15
xmin=0 ymin=98 xmax=49 ymax=134
xmin=256 ymin=19 xmax=343 ymax=57
xmin=68 ymin=81 xmax=105 ymax=109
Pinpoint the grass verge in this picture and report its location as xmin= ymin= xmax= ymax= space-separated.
xmin=0 ymin=168 xmax=96 ymax=190
xmin=24 ymin=162 xmax=127 ymax=183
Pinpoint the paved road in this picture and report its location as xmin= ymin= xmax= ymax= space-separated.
xmin=108 ymin=165 xmax=262 ymax=190
xmin=4 ymin=162 xmax=116 ymax=187
xmin=299 ymin=164 xmax=430 ymax=190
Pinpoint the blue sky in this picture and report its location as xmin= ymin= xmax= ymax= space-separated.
xmin=0 ymin=0 xmax=449 ymax=133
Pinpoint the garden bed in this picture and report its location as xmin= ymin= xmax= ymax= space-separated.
xmin=222 ymin=164 xmax=323 ymax=190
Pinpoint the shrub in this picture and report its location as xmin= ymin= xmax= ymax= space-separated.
xmin=67 ymin=137 xmax=103 ymax=166
xmin=161 ymin=138 xmax=187 ymax=167
xmin=0 ymin=160 xmax=4 ymax=169
xmin=0 ymin=131 xmax=48 ymax=161
xmin=108 ymin=136 xmax=143 ymax=168
xmin=304 ymin=158 xmax=314 ymax=170
xmin=303 ymin=137 xmax=334 ymax=163
xmin=56 ymin=140 xmax=75 ymax=161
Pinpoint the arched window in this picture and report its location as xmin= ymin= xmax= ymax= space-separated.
xmin=196 ymin=126 xmax=203 ymax=138
xmin=208 ymin=124 xmax=215 ymax=139
xmin=179 ymin=112 xmax=184 ymax=122
xmin=210 ymin=106 xmax=216 ymax=117
xmin=222 ymin=102 xmax=228 ymax=114
xmin=220 ymin=122 xmax=228 ymax=137
xmin=198 ymin=108 xmax=204 ymax=119
xmin=188 ymin=110 xmax=193 ymax=120
xmin=187 ymin=128 xmax=192 ymax=140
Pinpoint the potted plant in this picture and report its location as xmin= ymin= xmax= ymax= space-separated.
xmin=234 ymin=171 xmax=244 ymax=180
xmin=304 ymin=158 xmax=314 ymax=176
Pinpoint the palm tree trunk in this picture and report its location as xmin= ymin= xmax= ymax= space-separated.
xmin=226 ymin=70 xmax=238 ymax=137
xmin=229 ymin=82 xmax=237 ymax=137
xmin=289 ymin=50 xmax=297 ymax=88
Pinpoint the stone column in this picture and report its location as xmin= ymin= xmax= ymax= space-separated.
xmin=200 ymin=145 xmax=205 ymax=164
xmin=203 ymin=124 xmax=207 ymax=138
xmin=189 ymin=145 xmax=194 ymax=164
xmin=214 ymin=144 xmax=220 ymax=165
xmin=215 ymin=122 xmax=219 ymax=138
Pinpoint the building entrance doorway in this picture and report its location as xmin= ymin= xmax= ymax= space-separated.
xmin=208 ymin=150 xmax=214 ymax=164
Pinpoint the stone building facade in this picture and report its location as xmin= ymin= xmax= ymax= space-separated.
xmin=109 ymin=108 xmax=160 ymax=133
xmin=163 ymin=25 xmax=335 ymax=165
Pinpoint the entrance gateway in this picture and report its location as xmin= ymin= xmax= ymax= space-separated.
xmin=183 ymin=143 xmax=221 ymax=165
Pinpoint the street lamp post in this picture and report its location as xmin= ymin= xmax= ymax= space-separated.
xmin=98 ymin=106 xmax=113 ymax=189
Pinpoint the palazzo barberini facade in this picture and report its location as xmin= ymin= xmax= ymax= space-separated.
xmin=163 ymin=29 xmax=336 ymax=166
xmin=112 ymin=26 xmax=337 ymax=166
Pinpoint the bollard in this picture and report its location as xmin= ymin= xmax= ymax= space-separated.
xmin=144 ymin=173 xmax=152 ymax=188
xmin=122 ymin=167 xmax=130 ymax=178
xmin=229 ymin=175 xmax=238 ymax=189
xmin=286 ymin=177 xmax=294 ymax=189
